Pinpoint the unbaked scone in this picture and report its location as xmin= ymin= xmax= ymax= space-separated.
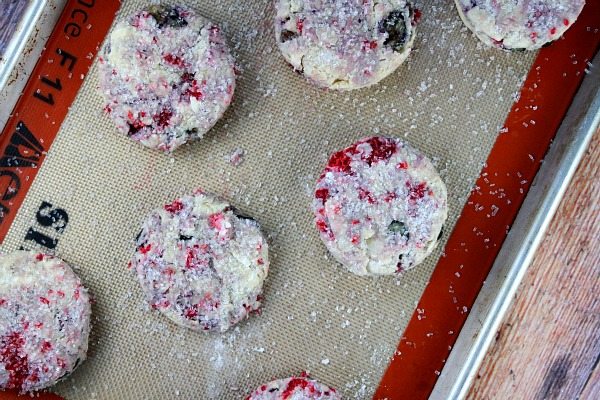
xmin=247 ymin=374 xmax=340 ymax=399
xmin=131 ymin=189 xmax=269 ymax=332
xmin=0 ymin=251 xmax=91 ymax=392
xmin=313 ymin=136 xmax=447 ymax=276
xmin=99 ymin=5 xmax=236 ymax=152
xmin=275 ymin=0 xmax=418 ymax=90
xmin=454 ymin=0 xmax=585 ymax=50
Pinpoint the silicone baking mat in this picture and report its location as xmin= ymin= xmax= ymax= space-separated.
xmin=0 ymin=0 xmax=597 ymax=399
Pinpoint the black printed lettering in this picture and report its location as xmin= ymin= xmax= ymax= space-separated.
xmin=36 ymin=201 xmax=69 ymax=234
xmin=64 ymin=22 xmax=81 ymax=38
xmin=41 ymin=76 xmax=62 ymax=90
xmin=21 ymin=201 xmax=69 ymax=251
xmin=56 ymin=48 xmax=77 ymax=72
xmin=71 ymin=8 xmax=88 ymax=24
xmin=0 ymin=121 xmax=43 ymax=168
xmin=0 ymin=171 xmax=20 ymax=201
xmin=33 ymin=75 xmax=63 ymax=105
xmin=33 ymin=89 xmax=54 ymax=105
xmin=0 ymin=202 xmax=9 ymax=225
xmin=24 ymin=227 xmax=58 ymax=249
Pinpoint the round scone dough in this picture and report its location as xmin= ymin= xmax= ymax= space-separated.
xmin=454 ymin=0 xmax=585 ymax=50
xmin=131 ymin=189 xmax=269 ymax=332
xmin=0 ymin=251 xmax=91 ymax=392
xmin=247 ymin=375 xmax=340 ymax=400
xmin=98 ymin=5 xmax=236 ymax=152
xmin=313 ymin=136 xmax=448 ymax=276
xmin=275 ymin=0 xmax=418 ymax=90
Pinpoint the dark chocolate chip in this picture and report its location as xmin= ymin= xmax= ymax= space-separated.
xmin=269 ymin=388 xmax=279 ymax=392
xmin=280 ymin=29 xmax=300 ymax=43
xmin=225 ymin=205 xmax=257 ymax=222
xmin=179 ymin=234 xmax=193 ymax=241
xmin=378 ymin=10 xmax=408 ymax=52
xmin=236 ymin=214 xmax=256 ymax=222
xmin=148 ymin=5 xmax=188 ymax=29
xmin=286 ymin=61 xmax=304 ymax=75
xmin=135 ymin=229 xmax=148 ymax=250
xmin=332 ymin=78 xmax=348 ymax=85
xmin=180 ymin=72 xmax=195 ymax=83
xmin=388 ymin=220 xmax=409 ymax=238
xmin=127 ymin=122 xmax=142 ymax=136
xmin=396 ymin=255 xmax=404 ymax=272
xmin=57 ymin=315 xmax=65 ymax=331
xmin=235 ymin=211 xmax=256 ymax=222
xmin=397 ymin=252 xmax=412 ymax=272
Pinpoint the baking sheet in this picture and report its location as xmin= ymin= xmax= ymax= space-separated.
xmin=0 ymin=0 xmax=536 ymax=398
xmin=431 ymin=51 xmax=600 ymax=397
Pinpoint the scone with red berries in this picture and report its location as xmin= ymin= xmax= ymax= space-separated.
xmin=247 ymin=374 xmax=340 ymax=399
xmin=313 ymin=136 xmax=447 ymax=276
xmin=0 ymin=251 xmax=91 ymax=392
xmin=455 ymin=0 xmax=585 ymax=50
xmin=275 ymin=0 xmax=418 ymax=90
xmin=99 ymin=5 xmax=235 ymax=151
xmin=131 ymin=189 xmax=269 ymax=332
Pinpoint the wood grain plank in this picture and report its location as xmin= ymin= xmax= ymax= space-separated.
xmin=579 ymin=356 xmax=600 ymax=400
xmin=467 ymin=128 xmax=600 ymax=400
xmin=0 ymin=0 xmax=29 ymax=56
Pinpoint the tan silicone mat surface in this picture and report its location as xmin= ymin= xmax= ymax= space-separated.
xmin=1 ymin=0 xmax=535 ymax=398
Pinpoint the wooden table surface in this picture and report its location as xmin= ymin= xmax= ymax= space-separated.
xmin=0 ymin=1 xmax=28 ymax=56
xmin=467 ymin=129 xmax=600 ymax=400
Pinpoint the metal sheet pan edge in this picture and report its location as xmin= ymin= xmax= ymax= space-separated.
xmin=431 ymin=50 xmax=600 ymax=400
xmin=0 ymin=0 xmax=67 ymax=129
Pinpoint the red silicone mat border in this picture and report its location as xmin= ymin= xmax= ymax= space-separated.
xmin=0 ymin=0 xmax=121 ymax=242
xmin=0 ymin=1 xmax=598 ymax=399
xmin=375 ymin=2 xmax=600 ymax=398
